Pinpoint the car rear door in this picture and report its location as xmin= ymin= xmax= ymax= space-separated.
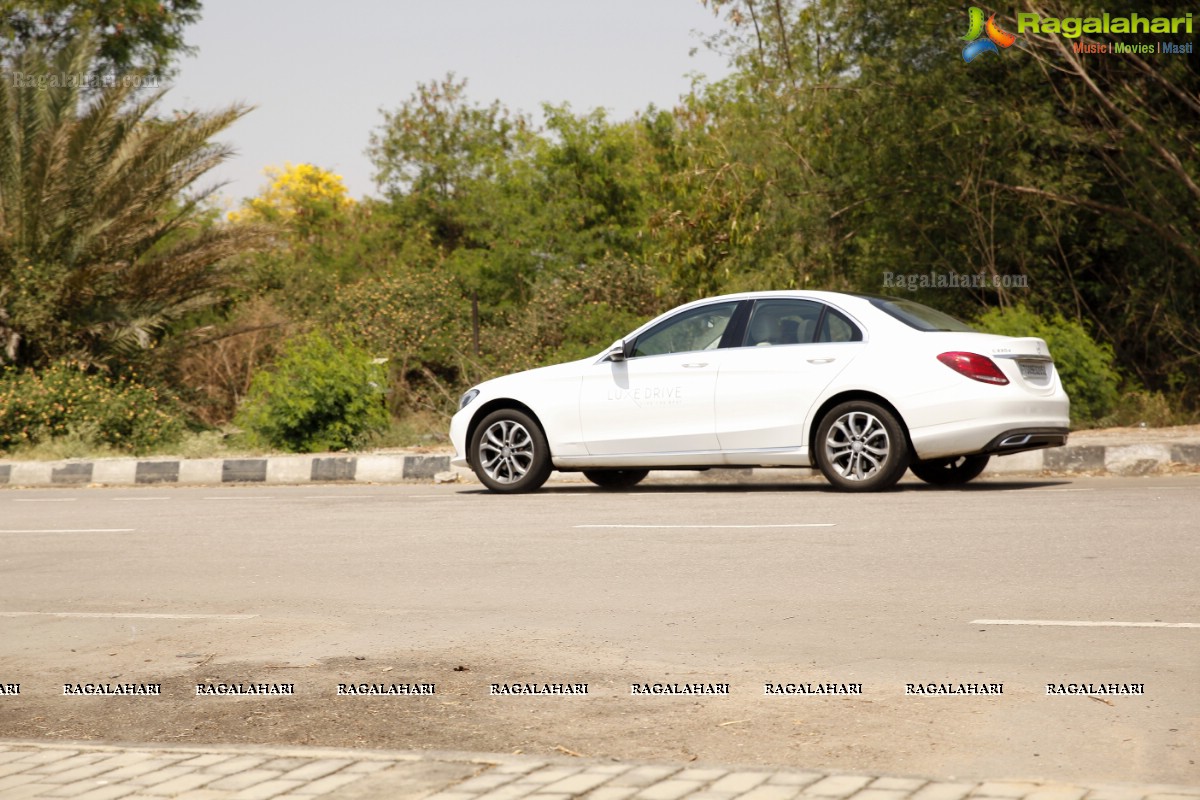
xmin=714 ymin=299 xmax=864 ymax=452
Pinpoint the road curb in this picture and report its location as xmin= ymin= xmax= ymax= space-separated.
xmin=1 ymin=442 xmax=1198 ymax=488
xmin=990 ymin=441 xmax=1200 ymax=476
xmin=0 ymin=453 xmax=452 ymax=488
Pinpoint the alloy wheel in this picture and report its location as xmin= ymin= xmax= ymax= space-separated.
xmin=824 ymin=410 xmax=892 ymax=482
xmin=479 ymin=419 xmax=535 ymax=484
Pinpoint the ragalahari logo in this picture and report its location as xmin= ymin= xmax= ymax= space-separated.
xmin=961 ymin=7 xmax=1018 ymax=62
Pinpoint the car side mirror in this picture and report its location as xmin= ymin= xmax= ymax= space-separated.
xmin=606 ymin=339 xmax=630 ymax=362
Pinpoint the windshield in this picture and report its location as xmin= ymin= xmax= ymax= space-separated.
xmin=866 ymin=296 xmax=976 ymax=332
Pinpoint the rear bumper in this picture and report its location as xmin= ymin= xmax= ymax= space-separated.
xmin=903 ymin=384 xmax=1070 ymax=461
xmin=908 ymin=412 xmax=1069 ymax=461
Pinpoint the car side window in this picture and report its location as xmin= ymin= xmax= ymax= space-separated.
xmin=741 ymin=300 xmax=824 ymax=347
xmin=631 ymin=302 xmax=739 ymax=358
xmin=817 ymin=307 xmax=864 ymax=343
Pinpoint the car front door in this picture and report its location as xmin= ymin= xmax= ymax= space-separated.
xmin=579 ymin=300 xmax=742 ymax=457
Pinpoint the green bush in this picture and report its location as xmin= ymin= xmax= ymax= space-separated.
xmin=975 ymin=305 xmax=1120 ymax=426
xmin=329 ymin=270 xmax=467 ymax=415
xmin=0 ymin=362 xmax=183 ymax=454
xmin=1098 ymin=388 xmax=1197 ymax=429
xmin=235 ymin=331 xmax=389 ymax=453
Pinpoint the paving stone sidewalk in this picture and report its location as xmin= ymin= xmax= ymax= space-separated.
xmin=1 ymin=741 xmax=1197 ymax=800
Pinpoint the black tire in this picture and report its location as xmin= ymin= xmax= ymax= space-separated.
xmin=909 ymin=454 xmax=990 ymax=485
xmin=583 ymin=469 xmax=650 ymax=490
xmin=814 ymin=400 xmax=909 ymax=492
xmin=469 ymin=409 xmax=552 ymax=493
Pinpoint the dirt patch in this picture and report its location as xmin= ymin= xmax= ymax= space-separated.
xmin=1 ymin=651 xmax=969 ymax=771
xmin=3 ymin=646 xmax=1196 ymax=783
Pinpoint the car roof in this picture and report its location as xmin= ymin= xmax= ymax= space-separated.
xmin=624 ymin=290 xmax=884 ymax=341
xmin=666 ymin=290 xmax=875 ymax=314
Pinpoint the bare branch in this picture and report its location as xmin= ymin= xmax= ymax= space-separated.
xmin=1026 ymin=9 xmax=1200 ymax=203
xmin=983 ymin=180 xmax=1200 ymax=270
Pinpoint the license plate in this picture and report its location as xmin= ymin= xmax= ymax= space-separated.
xmin=1019 ymin=362 xmax=1048 ymax=379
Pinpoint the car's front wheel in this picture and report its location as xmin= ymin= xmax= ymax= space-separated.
xmin=583 ymin=469 xmax=649 ymax=490
xmin=909 ymin=454 xmax=990 ymax=485
xmin=814 ymin=401 xmax=909 ymax=492
xmin=470 ymin=409 xmax=552 ymax=493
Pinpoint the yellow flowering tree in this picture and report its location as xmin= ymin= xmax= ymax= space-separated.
xmin=230 ymin=162 xmax=354 ymax=234
xmin=229 ymin=162 xmax=365 ymax=311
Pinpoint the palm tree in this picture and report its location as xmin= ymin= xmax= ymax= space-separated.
xmin=0 ymin=35 xmax=266 ymax=370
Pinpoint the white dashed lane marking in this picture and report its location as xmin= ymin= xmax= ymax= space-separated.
xmin=0 ymin=529 xmax=135 ymax=534
xmin=973 ymin=619 xmax=1200 ymax=629
xmin=202 ymin=496 xmax=273 ymax=500
xmin=575 ymin=523 xmax=836 ymax=529
xmin=0 ymin=611 xmax=258 ymax=620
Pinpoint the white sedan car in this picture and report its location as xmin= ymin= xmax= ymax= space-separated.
xmin=450 ymin=291 xmax=1069 ymax=492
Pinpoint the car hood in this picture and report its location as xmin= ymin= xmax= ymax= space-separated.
xmin=474 ymin=356 xmax=594 ymax=396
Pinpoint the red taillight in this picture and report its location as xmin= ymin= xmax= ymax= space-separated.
xmin=937 ymin=352 xmax=1009 ymax=385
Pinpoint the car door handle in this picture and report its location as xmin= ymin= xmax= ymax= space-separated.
xmin=807 ymin=358 xmax=836 ymax=364
xmin=682 ymin=362 xmax=709 ymax=368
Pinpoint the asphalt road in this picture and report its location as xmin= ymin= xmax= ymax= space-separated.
xmin=1 ymin=475 xmax=1197 ymax=784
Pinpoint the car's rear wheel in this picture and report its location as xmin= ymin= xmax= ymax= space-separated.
xmin=909 ymin=454 xmax=990 ymax=485
xmin=470 ymin=409 xmax=552 ymax=493
xmin=814 ymin=401 xmax=909 ymax=492
xmin=583 ymin=469 xmax=650 ymax=490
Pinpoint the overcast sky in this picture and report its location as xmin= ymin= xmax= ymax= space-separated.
xmin=165 ymin=1 xmax=732 ymax=204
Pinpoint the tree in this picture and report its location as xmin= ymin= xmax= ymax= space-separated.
xmin=367 ymin=74 xmax=540 ymax=311
xmin=367 ymin=73 xmax=530 ymax=251
xmin=1 ymin=0 xmax=201 ymax=77
xmin=532 ymin=104 xmax=666 ymax=265
xmin=330 ymin=270 xmax=467 ymax=414
xmin=230 ymin=162 xmax=354 ymax=237
xmin=687 ymin=0 xmax=1199 ymax=406
xmin=0 ymin=36 xmax=266 ymax=371
xmin=996 ymin=1 xmax=1200 ymax=399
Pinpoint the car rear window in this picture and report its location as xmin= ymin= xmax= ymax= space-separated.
xmin=866 ymin=297 xmax=975 ymax=332
xmin=819 ymin=307 xmax=864 ymax=342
